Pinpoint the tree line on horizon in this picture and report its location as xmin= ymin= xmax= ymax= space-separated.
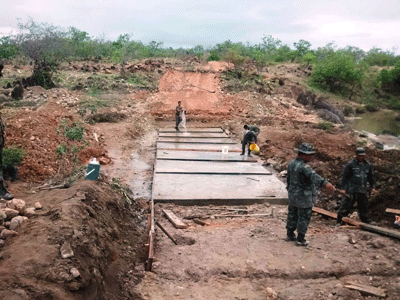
xmin=0 ymin=19 xmax=399 ymax=109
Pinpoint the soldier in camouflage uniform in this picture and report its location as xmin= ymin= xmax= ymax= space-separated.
xmin=337 ymin=147 xmax=376 ymax=225
xmin=0 ymin=114 xmax=14 ymax=200
xmin=286 ymin=143 xmax=335 ymax=246
xmin=241 ymin=130 xmax=257 ymax=156
xmin=175 ymin=101 xmax=183 ymax=131
xmin=243 ymin=124 xmax=260 ymax=136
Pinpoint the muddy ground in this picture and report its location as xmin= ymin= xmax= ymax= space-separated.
xmin=0 ymin=59 xmax=399 ymax=299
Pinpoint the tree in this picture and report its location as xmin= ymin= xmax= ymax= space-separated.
xmin=311 ymin=51 xmax=367 ymax=97
xmin=15 ymin=19 xmax=68 ymax=88
xmin=0 ymin=36 xmax=19 ymax=60
xmin=293 ymin=39 xmax=312 ymax=59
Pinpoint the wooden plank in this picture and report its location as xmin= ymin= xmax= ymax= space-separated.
xmin=156 ymin=221 xmax=178 ymax=245
xmin=193 ymin=219 xmax=210 ymax=226
xmin=163 ymin=209 xmax=188 ymax=229
xmin=385 ymin=208 xmax=400 ymax=214
xmin=213 ymin=213 xmax=270 ymax=218
xmin=345 ymin=281 xmax=386 ymax=297
xmin=313 ymin=207 xmax=400 ymax=240
xmin=312 ymin=207 xmax=360 ymax=227
xmin=145 ymin=231 xmax=154 ymax=271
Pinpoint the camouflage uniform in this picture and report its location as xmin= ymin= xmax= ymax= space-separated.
xmin=286 ymin=158 xmax=328 ymax=240
xmin=241 ymin=130 xmax=257 ymax=155
xmin=175 ymin=104 xmax=183 ymax=130
xmin=337 ymin=158 xmax=375 ymax=223
xmin=247 ymin=125 xmax=260 ymax=136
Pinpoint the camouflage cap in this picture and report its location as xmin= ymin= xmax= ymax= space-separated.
xmin=356 ymin=147 xmax=366 ymax=155
xmin=296 ymin=143 xmax=316 ymax=154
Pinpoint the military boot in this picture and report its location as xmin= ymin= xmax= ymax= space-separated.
xmin=284 ymin=230 xmax=296 ymax=242
xmin=0 ymin=182 xmax=13 ymax=200
xmin=295 ymin=233 xmax=309 ymax=246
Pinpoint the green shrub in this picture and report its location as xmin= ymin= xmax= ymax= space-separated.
xmin=317 ymin=121 xmax=333 ymax=130
xmin=64 ymin=125 xmax=85 ymax=141
xmin=365 ymin=103 xmax=379 ymax=112
xmin=56 ymin=144 xmax=68 ymax=155
xmin=311 ymin=51 xmax=366 ymax=96
xmin=342 ymin=105 xmax=354 ymax=116
xmin=2 ymin=146 xmax=24 ymax=166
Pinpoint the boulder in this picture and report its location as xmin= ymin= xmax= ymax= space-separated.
xmin=10 ymin=216 xmax=25 ymax=230
xmin=0 ymin=229 xmax=18 ymax=239
xmin=60 ymin=241 xmax=74 ymax=259
xmin=317 ymin=109 xmax=342 ymax=124
xmin=11 ymin=84 xmax=23 ymax=100
xmin=24 ymin=207 xmax=35 ymax=217
xmin=2 ymin=208 xmax=19 ymax=220
xmin=7 ymin=199 xmax=26 ymax=214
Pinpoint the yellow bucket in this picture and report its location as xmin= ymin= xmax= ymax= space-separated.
xmin=249 ymin=143 xmax=260 ymax=153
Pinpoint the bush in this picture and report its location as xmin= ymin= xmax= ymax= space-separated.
xmin=317 ymin=121 xmax=333 ymax=130
xmin=64 ymin=125 xmax=85 ymax=141
xmin=2 ymin=146 xmax=24 ymax=166
xmin=56 ymin=144 xmax=68 ymax=155
xmin=311 ymin=51 xmax=366 ymax=96
xmin=342 ymin=105 xmax=354 ymax=116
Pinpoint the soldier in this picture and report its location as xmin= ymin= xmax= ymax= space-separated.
xmin=337 ymin=147 xmax=376 ymax=225
xmin=243 ymin=124 xmax=260 ymax=136
xmin=286 ymin=143 xmax=335 ymax=246
xmin=0 ymin=113 xmax=14 ymax=200
xmin=241 ymin=129 xmax=257 ymax=156
xmin=175 ymin=101 xmax=183 ymax=131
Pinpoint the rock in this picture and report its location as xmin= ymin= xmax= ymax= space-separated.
xmin=266 ymin=287 xmax=278 ymax=299
xmin=369 ymin=238 xmax=386 ymax=249
xmin=11 ymin=84 xmax=24 ymax=100
xmin=34 ymin=202 xmax=42 ymax=210
xmin=0 ymin=239 xmax=4 ymax=248
xmin=1 ymin=229 xmax=18 ymax=239
xmin=70 ymin=267 xmax=81 ymax=278
xmin=279 ymin=170 xmax=287 ymax=177
xmin=0 ymin=94 xmax=10 ymax=103
xmin=10 ymin=216 xmax=25 ymax=230
xmin=0 ymin=210 xmax=6 ymax=223
xmin=7 ymin=199 xmax=26 ymax=214
xmin=2 ymin=208 xmax=19 ymax=220
xmin=60 ymin=241 xmax=74 ymax=259
xmin=317 ymin=109 xmax=342 ymax=124
xmin=266 ymin=158 xmax=279 ymax=168
xmin=24 ymin=207 xmax=35 ymax=217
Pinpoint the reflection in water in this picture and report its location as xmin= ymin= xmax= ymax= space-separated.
xmin=353 ymin=110 xmax=400 ymax=136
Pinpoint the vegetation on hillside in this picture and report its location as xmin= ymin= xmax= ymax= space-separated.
xmin=1 ymin=19 xmax=399 ymax=110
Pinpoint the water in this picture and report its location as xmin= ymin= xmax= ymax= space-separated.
xmin=353 ymin=110 xmax=400 ymax=136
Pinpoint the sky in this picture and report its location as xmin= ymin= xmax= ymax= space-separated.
xmin=1 ymin=0 xmax=399 ymax=53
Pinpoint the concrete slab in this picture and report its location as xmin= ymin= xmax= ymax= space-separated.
xmin=159 ymin=132 xmax=230 ymax=138
xmin=158 ymin=137 xmax=237 ymax=144
xmin=159 ymin=127 xmax=224 ymax=133
xmin=157 ymin=150 xmax=257 ymax=162
xmin=152 ymin=174 xmax=288 ymax=205
xmin=157 ymin=142 xmax=242 ymax=152
xmin=154 ymin=160 xmax=271 ymax=175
